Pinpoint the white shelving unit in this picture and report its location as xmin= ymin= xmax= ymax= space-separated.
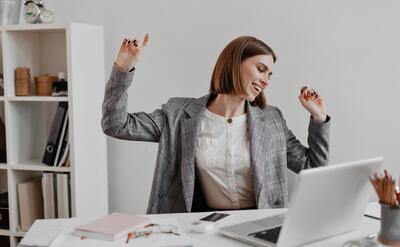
xmin=0 ymin=23 xmax=108 ymax=247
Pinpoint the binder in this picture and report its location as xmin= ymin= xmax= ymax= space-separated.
xmin=17 ymin=178 xmax=44 ymax=231
xmin=42 ymin=102 xmax=68 ymax=166
xmin=56 ymin=173 xmax=70 ymax=218
xmin=42 ymin=173 xmax=57 ymax=219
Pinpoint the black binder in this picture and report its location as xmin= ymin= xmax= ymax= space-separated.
xmin=42 ymin=102 xmax=68 ymax=166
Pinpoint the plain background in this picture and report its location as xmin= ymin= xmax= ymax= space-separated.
xmin=27 ymin=0 xmax=400 ymax=214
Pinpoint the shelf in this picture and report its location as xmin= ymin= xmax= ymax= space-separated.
xmin=0 ymin=164 xmax=6 ymax=169
xmin=0 ymin=229 xmax=10 ymax=236
xmin=13 ymin=231 xmax=25 ymax=238
xmin=8 ymin=96 xmax=68 ymax=102
xmin=0 ymin=23 xmax=68 ymax=32
xmin=10 ymin=161 xmax=70 ymax=172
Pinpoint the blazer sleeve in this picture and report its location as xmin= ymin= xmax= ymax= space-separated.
xmin=101 ymin=63 xmax=165 ymax=142
xmin=277 ymin=109 xmax=331 ymax=173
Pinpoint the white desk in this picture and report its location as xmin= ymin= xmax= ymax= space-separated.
xmin=20 ymin=207 xmax=382 ymax=247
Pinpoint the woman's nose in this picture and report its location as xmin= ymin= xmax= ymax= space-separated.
xmin=260 ymin=78 xmax=268 ymax=87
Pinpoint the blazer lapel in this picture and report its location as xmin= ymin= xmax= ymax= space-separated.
xmin=180 ymin=95 xmax=209 ymax=212
xmin=247 ymin=102 xmax=275 ymax=206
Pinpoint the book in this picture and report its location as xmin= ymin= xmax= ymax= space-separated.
xmin=54 ymin=111 xmax=68 ymax=166
xmin=74 ymin=213 xmax=149 ymax=241
xmin=56 ymin=173 xmax=70 ymax=218
xmin=17 ymin=177 xmax=44 ymax=231
xmin=0 ymin=117 xmax=6 ymax=163
xmin=42 ymin=102 xmax=68 ymax=166
xmin=0 ymin=172 xmax=6 ymax=193
xmin=42 ymin=173 xmax=56 ymax=219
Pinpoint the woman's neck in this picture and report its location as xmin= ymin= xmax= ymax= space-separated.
xmin=207 ymin=94 xmax=246 ymax=118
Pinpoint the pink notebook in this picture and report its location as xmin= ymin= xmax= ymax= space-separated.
xmin=75 ymin=213 xmax=149 ymax=241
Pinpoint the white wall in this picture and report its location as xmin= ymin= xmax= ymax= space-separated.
xmin=36 ymin=0 xmax=400 ymax=214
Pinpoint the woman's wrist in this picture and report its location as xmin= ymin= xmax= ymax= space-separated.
xmin=311 ymin=112 xmax=327 ymax=123
xmin=115 ymin=61 xmax=130 ymax=72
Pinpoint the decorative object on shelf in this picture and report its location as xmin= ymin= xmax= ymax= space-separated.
xmin=23 ymin=0 xmax=55 ymax=24
xmin=35 ymin=74 xmax=55 ymax=96
xmin=52 ymin=72 xmax=68 ymax=96
xmin=0 ymin=0 xmax=22 ymax=25
xmin=15 ymin=67 xmax=31 ymax=96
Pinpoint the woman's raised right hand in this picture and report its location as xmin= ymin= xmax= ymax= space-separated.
xmin=115 ymin=33 xmax=149 ymax=71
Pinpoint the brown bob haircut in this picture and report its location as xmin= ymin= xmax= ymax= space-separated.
xmin=209 ymin=36 xmax=277 ymax=108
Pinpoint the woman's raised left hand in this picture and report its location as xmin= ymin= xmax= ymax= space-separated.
xmin=298 ymin=86 xmax=327 ymax=123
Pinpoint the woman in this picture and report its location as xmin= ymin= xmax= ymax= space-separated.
xmin=102 ymin=34 xmax=330 ymax=214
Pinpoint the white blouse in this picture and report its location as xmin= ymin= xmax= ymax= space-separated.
xmin=195 ymin=108 xmax=255 ymax=209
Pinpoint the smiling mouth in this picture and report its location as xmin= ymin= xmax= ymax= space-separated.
xmin=252 ymin=82 xmax=262 ymax=93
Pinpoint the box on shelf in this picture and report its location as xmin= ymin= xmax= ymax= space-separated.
xmin=35 ymin=74 xmax=56 ymax=96
xmin=0 ymin=192 xmax=9 ymax=229
xmin=0 ymin=236 xmax=10 ymax=246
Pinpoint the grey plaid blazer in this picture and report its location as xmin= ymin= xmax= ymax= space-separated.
xmin=102 ymin=64 xmax=331 ymax=214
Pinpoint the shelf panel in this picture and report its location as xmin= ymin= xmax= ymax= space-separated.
xmin=12 ymin=231 xmax=25 ymax=237
xmin=0 ymin=229 xmax=10 ymax=236
xmin=0 ymin=164 xmax=6 ymax=169
xmin=8 ymin=96 xmax=68 ymax=102
xmin=0 ymin=24 xmax=67 ymax=32
xmin=11 ymin=160 xmax=70 ymax=172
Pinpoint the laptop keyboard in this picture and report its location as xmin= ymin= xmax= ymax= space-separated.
xmin=248 ymin=226 xmax=282 ymax=243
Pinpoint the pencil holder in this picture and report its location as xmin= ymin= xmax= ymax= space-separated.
xmin=379 ymin=203 xmax=400 ymax=246
xmin=35 ymin=75 xmax=54 ymax=96
xmin=15 ymin=67 xmax=31 ymax=96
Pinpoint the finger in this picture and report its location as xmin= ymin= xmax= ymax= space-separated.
xmin=303 ymin=88 xmax=311 ymax=100
xmin=306 ymin=88 xmax=317 ymax=100
xmin=299 ymin=87 xmax=308 ymax=101
xmin=126 ymin=39 xmax=133 ymax=48
xmin=128 ymin=38 xmax=138 ymax=47
xmin=300 ymin=86 xmax=307 ymax=94
xmin=132 ymin=39 xmax=139 ymax=47
xmin=122 ymin=38 xmax=130 ymax=48
xmin=142 ymin=33 xmax=150 ymax=47
xmin=298 ymin=94 xmax=308 ymax=105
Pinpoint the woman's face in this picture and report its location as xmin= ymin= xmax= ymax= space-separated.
xmin=240 ymin=54 xmax=274 ymax=102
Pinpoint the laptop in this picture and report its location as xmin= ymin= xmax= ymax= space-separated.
xmin=219 ymin=157 xmax=383 ymax=247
